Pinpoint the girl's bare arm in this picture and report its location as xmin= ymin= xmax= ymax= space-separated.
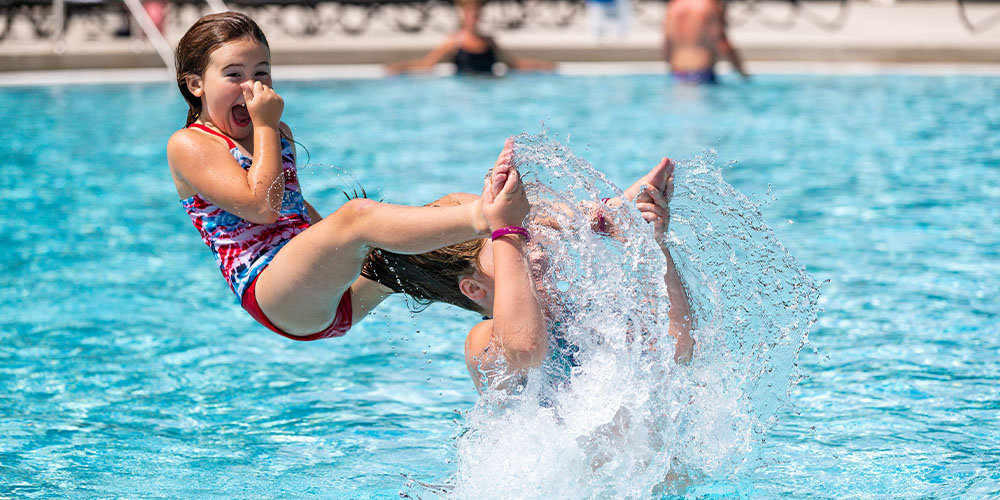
xmin=465 ymin=152 xmax=547 ymax=393
xmin=638 ymin=180 xmax=695 ymax=363
xmin=385 ymin=36 xmax=458 ymax=74
xmin=489 ymin=233 xmax=547 ymax=371
xmin=167 ymin=81 xmax=286 ymax=224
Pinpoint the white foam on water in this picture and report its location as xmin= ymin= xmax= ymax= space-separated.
xmin=411 ymin=132 xmax=820 ymax=499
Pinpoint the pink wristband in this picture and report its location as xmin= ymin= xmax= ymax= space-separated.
xmin=597 ymin=198 xmax=611 ymax=233
xmin=491 ymin=226 xmax=531 ymax=242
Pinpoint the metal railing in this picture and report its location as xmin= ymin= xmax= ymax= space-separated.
xmin=2 ymin=0 xmax=998 ymax=59
xmin=956 ymin=0 xmax=1000 ymax=33
xmin=727 ymin=0 xmax=850 ymax=31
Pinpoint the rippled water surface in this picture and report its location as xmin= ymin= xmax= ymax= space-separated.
xmin=2 ymin=73 xmax=998 ymax=499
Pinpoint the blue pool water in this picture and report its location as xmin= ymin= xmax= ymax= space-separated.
xmin=2 ymin=73 xmax=998 ymax=499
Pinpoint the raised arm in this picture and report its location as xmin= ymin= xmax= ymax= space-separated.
xmin=661 ymin=240 xmax=694 ymax=363
xmin=465 ymin=144 xmax=547 ymax=393
xmin=487 ymin=185 xmax=546 ymax=364
xmin=634 ymin=162 xmax=695 ymax=363
xmin=464 ymin=239 xmax=546 ymax=392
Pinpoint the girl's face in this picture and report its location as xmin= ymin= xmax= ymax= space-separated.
xmin=189 ymin=38 xmax=271 ymax=139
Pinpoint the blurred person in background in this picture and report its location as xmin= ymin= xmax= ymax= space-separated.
xmin=663 ymin=0 xmax=748 ymax=83
xmin=385 ymin=0 xmax=555 ymax=76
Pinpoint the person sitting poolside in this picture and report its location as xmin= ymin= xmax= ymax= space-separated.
xmin=362 ymin=150 xmax=694 ymax=393
xmin=663 ymin=0 xmax=748 ymax=83
xmin=384 ymin=0 xmax=556 ymax=76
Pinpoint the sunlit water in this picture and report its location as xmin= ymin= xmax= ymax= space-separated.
xmin=1 ymin=73 xmax=998 ymax=499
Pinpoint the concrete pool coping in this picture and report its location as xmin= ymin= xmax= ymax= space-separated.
xmin=1 ymin=60 xmax=999 ymax=86
xmin=1 ymin=0 xmax=999 ymax=73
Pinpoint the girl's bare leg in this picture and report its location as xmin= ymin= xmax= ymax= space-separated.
xmin=254 ymin=199 xmax=488 ymax=334
xmin=254 ymin=142 xmax=515 ymax=335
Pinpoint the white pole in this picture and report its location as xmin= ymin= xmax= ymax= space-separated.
xmin=122 ymin=0 xmax=176 ymax=77
xmin=52 ymin=0 xmax=66 ymax=53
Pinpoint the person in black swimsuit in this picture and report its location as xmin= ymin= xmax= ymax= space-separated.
xmin=385 ymin=0 xmax=555 ymax=76
xmin=452 ymin=42 xmax=499 ymax=75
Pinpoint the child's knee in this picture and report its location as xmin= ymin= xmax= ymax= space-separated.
xmin=342 ymin=197 xmax=379 ymax=216
xmin=327 ymin=198 xmax=381 ymax=236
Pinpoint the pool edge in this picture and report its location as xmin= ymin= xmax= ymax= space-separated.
xmin=1 ymin=61 xmax=999 ymax=87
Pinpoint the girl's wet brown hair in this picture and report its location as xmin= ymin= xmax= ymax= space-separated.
xmin=362 ymin=239 xmax=488 ymax=315
xmin=175 ymin=11 xmax=269 ymax=126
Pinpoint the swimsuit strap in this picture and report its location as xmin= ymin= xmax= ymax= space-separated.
xmin=188 ymin=123 xmax=237 ymax=150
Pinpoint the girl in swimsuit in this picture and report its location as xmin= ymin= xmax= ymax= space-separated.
xmin=385 ymin=0 xmax=555 ymax=76
xmin=167 ymin=12 xmax=529 ymax=341
xmin=363 ymin=158 xmax=695 ymax=392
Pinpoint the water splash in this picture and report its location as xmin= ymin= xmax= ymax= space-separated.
xmin=408 ymin=133 xmax=820 ymax=499
xmin=296 ymin=162 xmax=381 ymax=203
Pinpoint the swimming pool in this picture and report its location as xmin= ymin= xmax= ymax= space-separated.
xmin=1 ymin=72 xmax=998 ymax=499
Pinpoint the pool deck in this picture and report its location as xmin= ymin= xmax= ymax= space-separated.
xmin=1 ymin=0 xmax=999 ymax=80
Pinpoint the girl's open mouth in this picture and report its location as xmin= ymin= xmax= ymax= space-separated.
xmin=232 ymin=104 xmax=251 ymax=127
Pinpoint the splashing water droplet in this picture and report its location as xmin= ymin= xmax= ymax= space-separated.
xmin=418 ymin=132 xmax=820 ymax=500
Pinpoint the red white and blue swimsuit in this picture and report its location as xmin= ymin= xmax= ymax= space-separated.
xmin=180 ymin=123 xmax=351 ymax=340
